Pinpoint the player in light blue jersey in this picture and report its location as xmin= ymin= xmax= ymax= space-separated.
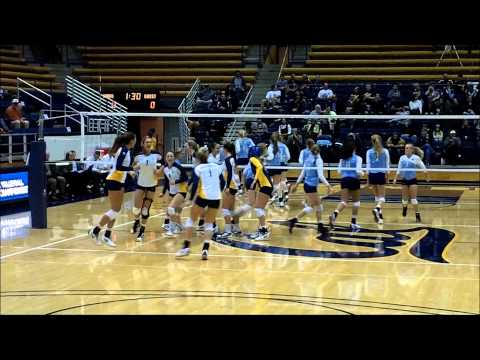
xmin=298 ymin=138 xmax=315 ymax=165
xmin=393 ymin=143 xmax=428 ymax=223
xmin=366 ymin=134 xmax=390 ymax=224
xmin=288 ymin=145 xmax=333 ymax=238
xmin=329 ymin=134 xmax=365 ymax=231
xmin=267 ymin=132 xmax=290 ymax=207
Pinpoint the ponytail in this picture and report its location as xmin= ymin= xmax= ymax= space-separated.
xmin=271 ymin=133 xmax=279 ymax=155
xmin=371 ymin=134 xmax=383 ymax=160
xmin=413 ymin=146 xmax=424 ymax=159
xmin=110 ymin=132 xmax=136 ymax=155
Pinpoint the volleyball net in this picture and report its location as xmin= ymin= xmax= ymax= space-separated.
xmin=68 ymin=111 xmax=478 ymax=177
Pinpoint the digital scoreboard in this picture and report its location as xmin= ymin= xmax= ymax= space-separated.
xmin=103 ymin=92 xmax=160 ymax=111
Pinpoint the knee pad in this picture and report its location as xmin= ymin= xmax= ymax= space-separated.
xmin=303 ymin=206 xmax=314 ymax=214
xmin=105 ymin=209 xmax=118 ymax=220
xmin=167 ymin=207 xmax=176 ymax=216
xmin=374 ymin=196 xmax=379 ymax=202
xmin=132 ymin=207 xmax=141 ymax=216
xmin=340 ymin=201 xmax=347 ymax=206
xmin=204 ymin=223 xmax=215 ymax=232
xmin=411 ymin=198 xmax=418 ymax=205
xmin=353 ymin=201 xmax=361 ymax=208
xmin=378 ymin=197 xmax=386 ymax=204
xmin=255 ymin=208 xmax=265 ymax=217
xmin=402 ymin=199 xmax=409 ymax=206
xmin=222 ymin=208 xmax=232 ymax=217
xmin=184 ymin=218 xmax=194 ymax=229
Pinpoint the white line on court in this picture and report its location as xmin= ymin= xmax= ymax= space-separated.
xmin=28 ymin=246 xmax=480 ymax=268
xmin=7 ymin=256 xmax=479 ymax=281
xmin=0 ymin=212 xmax=165 ymax=260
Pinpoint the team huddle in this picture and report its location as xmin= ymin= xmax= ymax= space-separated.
xmin=88 ymin=130 xmax=427 ymax=260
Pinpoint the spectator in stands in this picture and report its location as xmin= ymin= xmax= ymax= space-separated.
xmin=387 ymin=84 xmax=402 ymax=113
xmin=231 ymin=71 xmax=246 ymax=97
xmin=459 ymin=119 xmax=473 ymax=142
xmin=371 ymin=93 xmax=385 ymax=114
xmin=443 ymin=130 xmax=462 ymax=165
xmin=310 ymin=104 xmax=322 ymax=116
xmin=276 ymin=75 xmax=288 ymax=104
xmin=438 ymin=73 xmax=453 ymax=86
xmin=432 ymin=124 xmax=444 ymax=148
xmin=213 ymin=91 xmax=232 ymax=113
xmin=420 ymin=123 xmax=431 ymax=139
xmin=195 ymin=85 xmax=215 ymax=112
xmin=425 ymin=85 xmax=441 ymax=114
xmin=317 ymin=83 xmax=335 ymax=104
xmin=302 ymin=120 xmax=313 ymax=139
xmin=348 ymin=86 xmax=362 ymax=114
xmin=278 ymin=118 xmax=292 ymax=140
xmin=386 ymin=132 xmax=406 ymax=164
xmin=63 ymin=150 xmax=89 ymax=197
xmin=286 ymin=75 xmax=298 ymax=96
xmin=266 ymin=85 xmax=281 ymax=103
xmin=418 ymin=131 xmax=434 ymax=166
xmin=85 ymin=149 xmax=109 ymax=194
xmin=4 ymin=99 xmax=29 ymax=128
xmin=361 ymin=84 xmax=376 ymax=111
xmin=289 ymin=94 xmax=307 ymax=114
xmin=324 ymin=105 xmax=337 ymax=136
xmin=441 ymin=83 xmax=457 ymax=114
xmin=287 ymin=129 xmax=302 ymax=163
xmin=409 ymin=93 xmax=424 ymax=115
xmin=44 ymin=153 xmax=66 ymax=201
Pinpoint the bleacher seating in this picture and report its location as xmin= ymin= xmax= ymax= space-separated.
xmin=0 ymin=46 xmax=62 ymax=93
xmin=73 ymin=46 xmax=257 ymax=96
xmin=282 ymin=45 xmax=480 ymax=81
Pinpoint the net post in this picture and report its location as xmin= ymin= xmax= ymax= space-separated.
xmin=29 ymin=141 xmax=47 ymax=229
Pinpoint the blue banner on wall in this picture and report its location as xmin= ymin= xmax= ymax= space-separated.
xmin=0 ymin=171 xmax=29 ymax=202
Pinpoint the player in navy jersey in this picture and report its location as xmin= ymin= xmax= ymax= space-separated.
xmin=89 ymin=132 xmax=136 ymax=247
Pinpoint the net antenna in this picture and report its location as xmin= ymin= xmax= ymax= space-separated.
xmin=436 ymin=44 xmax=463 ymax=67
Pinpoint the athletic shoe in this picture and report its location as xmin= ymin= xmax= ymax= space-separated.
xmin=288 ymin=218 xmax=298 ymax=234
xmin=246 ymin=231 xmax=259 ymax=239
xmin=372 ymin=209 xmax=380 ymax=223
xmin=102 ymin=235 xmax=117 ymax=247
xmin=176 ymin=247 xmax=190 ymax=257
xmin=351 ymin=223 xmax=361 ymax=232
xmin=415 ymin=213 xmax=422 ymax=223
xmin=317 ymin=223 xmax=328 ymax=235
xmin=232 ymin=230 xmax=243 ymax=237
xmin=279 ymin=201 xmax=285 ymax=208
xmin=251 ymin=231 xmax=271 ymax=241
xmin=136 ymin=232 xmax=145 ymax=242
xmin=173 ymin=224 xmax=183 ymax=234
xmin=378 ymin=213 xmax=384 ymax=225
xmin=402 ymin=207 xmax=408 ymax=217
xmin=88 ymin=227 xmax=101 ymax=245
xmin=162 ymin=223 xmax=171 ymax=231
xmin=201 ymin=250 xmax=208 ymax=260
xmin=131 ymin=220 xmax=140 ymax=234
xmin=219 ymin=232 xmax=232 ymax=238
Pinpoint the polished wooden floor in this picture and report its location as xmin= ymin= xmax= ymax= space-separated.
xmin=1 ymin=185 xmax=479 ymax=315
